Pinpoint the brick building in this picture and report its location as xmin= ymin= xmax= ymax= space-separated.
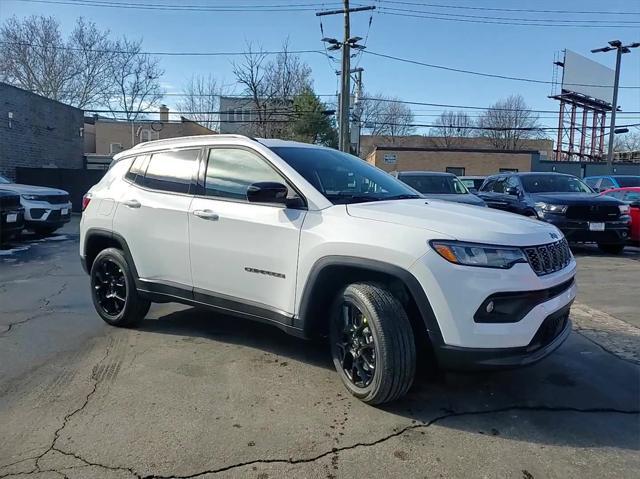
xmin=0 ymin=82 xmax=84 ymax=180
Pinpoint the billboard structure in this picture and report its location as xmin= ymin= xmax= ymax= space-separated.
xmin=550 ymin=50 xmax=615 ymax=162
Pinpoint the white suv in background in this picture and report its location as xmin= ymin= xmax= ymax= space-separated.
xmin=0 ymin=175 xmax=72 ymax=235
xmin=80 ymin=135 xmax=577 ymax=404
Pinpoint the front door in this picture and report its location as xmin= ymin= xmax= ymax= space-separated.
xmin=188 ymin=147 xmax=306 ymax=317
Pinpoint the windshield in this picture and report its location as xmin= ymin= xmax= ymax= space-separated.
xmin=613 ymin=176 xmax=640 ymax=187
xmin=270 ymin=146 xmax=421 ymax=204
xmin=400 ymin=175 xmax=469 ymax=194
xmin=521 ymin=175 xmax=593 ymax=194
xmin=0 ymin=175 xmax=11 ymax=184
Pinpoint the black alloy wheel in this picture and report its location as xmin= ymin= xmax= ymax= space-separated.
xmin=93 ymin=258 xmax=127 ymax=316
xmin=334 ymin=301 xmax=376 ymax=388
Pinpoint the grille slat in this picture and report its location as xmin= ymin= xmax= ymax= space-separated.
xmin=566 ymin=204 xmax=619 ymax=221
xmin=524 ymin=238 xmax=572 ymax=276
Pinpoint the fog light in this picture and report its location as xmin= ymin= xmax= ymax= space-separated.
xmin=486 ymin=301 xmax=494 ymax=313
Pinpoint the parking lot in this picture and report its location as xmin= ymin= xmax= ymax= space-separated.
xmin=1 ymin=217 xmax=638 ymax=479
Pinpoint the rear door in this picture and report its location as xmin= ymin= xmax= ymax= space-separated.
xmin=113 ymin=148 xmax=200 ymax=289
xmin=188 ymin=146 xmax=306 ymax=317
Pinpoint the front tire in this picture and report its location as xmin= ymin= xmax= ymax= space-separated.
xmin=597 ymin=243 xmax=625 ymax=255
xmin=329 ymin=282 xmax=416 ymax=405
xmin=90 ymin=248 xmax=150 ymax=327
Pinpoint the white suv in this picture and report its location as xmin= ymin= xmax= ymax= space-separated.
xmin=80 ymin=135 xmax=576 ymax=404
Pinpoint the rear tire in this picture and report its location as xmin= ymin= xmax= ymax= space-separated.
xmin=329 ymin=282 xmax=416 ymax=405
xmin=597 ymin=243 xmax=625 ymax=255
xmin=90 ymin=248 xmax=150 ymax=327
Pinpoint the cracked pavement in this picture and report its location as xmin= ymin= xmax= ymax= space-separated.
xmin=1 ymin=219 xmax=639 ymax=478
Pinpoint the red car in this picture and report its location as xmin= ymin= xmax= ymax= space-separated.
xmin=601 ymin=187 xmax=640 ymax=244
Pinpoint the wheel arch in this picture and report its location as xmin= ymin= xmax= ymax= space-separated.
xmin=297 ymin=256 xmax=444 ymax=347
xmin=83 ymin=228 xmax=139 ymax=282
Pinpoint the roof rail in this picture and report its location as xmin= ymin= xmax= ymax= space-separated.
xmin=130 ymin=134 xmax=252 ymax=150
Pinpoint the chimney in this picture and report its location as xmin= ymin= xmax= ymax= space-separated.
xmin=159 ymin=104 xmax=169 ymax=122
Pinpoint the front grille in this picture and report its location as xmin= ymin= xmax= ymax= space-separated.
xmin=40 ymin=194 xmax=69 ymax=204
xmin=523 ymin=238 xmax=572 ymax=276
xmin=566 ymin=204 xmax=619 ymax=221
xmin=0 ymin=195 xmax=21 ymax=209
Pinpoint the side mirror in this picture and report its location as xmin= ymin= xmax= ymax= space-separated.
xmin=247 ymin=182 xmax=288 ymax=205
xmin=505 ymin=187 xmax=519 ymax=196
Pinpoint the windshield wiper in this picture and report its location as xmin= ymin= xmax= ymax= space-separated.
xmin=383 ymin=194 xmax=422 ymax=200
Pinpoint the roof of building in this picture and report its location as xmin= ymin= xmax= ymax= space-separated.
xmin=370 ymin=145 xmax=542 ymax=154
xmin=0 ymin=81 xmax=83 ymax=112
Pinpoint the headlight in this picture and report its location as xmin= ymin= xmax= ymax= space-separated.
xmin=430 ymin=240 xmax=527 ymax=269
xmin=535 ymin=202 xmax=567 ymax=214
xmin=21 ymin=194 xmax=42 ymax=201
xmin=619 ymin=204 xmax=630 ymax=214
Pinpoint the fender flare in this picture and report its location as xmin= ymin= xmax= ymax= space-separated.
xmin=297 ymin=255 xmax=444 ymax=344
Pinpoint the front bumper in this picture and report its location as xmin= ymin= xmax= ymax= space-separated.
xmin=1 ymin=208 xmax=25 ymax=237
xmin=434 ymin=304 xmax=572 ymax=370
xmin=540 ymin=214 xmax=630 ymax=244
xmin=409 ymin=248 xmax=576 ymax=362
xmin=22 ymin=200 xmax=72 ymax=227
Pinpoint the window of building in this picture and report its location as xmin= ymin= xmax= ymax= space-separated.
xmin=499 ymin=168 xmax=519 ymax=173
xmin=142 ymin=149 xmax=200 ymax=194
xmin=110 ymin=143 xmax=123 ymax=154
xmin=204 ymin=148 xmax=296 ymax=201
xmin=140 ymin=129 xmax=159 ymax=143
xmin=445 ymin=167 xmax=465 ymax=176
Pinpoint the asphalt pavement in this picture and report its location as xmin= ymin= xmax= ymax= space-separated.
xmin=1 ymin=218 xmax=638 ymax=478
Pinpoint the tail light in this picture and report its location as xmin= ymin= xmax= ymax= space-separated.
xmin=82 ymin=193 xmax=92 ymax=212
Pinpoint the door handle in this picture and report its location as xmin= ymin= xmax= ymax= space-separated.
xmin=193 ymin=209 xmax=219 ymax=221
xmin=123 ymin=199 xmax=141 ymax=208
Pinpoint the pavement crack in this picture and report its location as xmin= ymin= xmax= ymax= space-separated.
xmin=0 ymin=282 xmax=67 ymax=337
xmin=139 ymin=405 xmax=640 ymax=478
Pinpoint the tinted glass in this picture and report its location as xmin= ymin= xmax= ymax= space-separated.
xmin=271 ymin=146 xmax=420 ymax=204
xmin=624 ymin=191 xmax=640 ymax=202
xmin=599 ymin=177 xmax=615 ymax=189
xmin=125 ymin=156 xmax=148 ymax=183
xmin=205 ymin=148 xmax=294 ymax=201
xmin=445 ymin=167 xmax=465 ymax=176
xmin=604 ymin=191 xmax=625 ymax=200
xmin=143 ymin=149 xmax=199 ymax=193
xmin=492 ymin=177 xmax=507 ymax=193
xmin=521 ymin=175 xmax=592 ymax=193
xmin=506 ymin=176 xmax=520 ymax=189
xmin=479 ymin=178 xmax=495 ymax=192
xmin=400 ymin=175 xmax=468 ymax=194
xmin=614 ymin=176 xmax=640 ymax=187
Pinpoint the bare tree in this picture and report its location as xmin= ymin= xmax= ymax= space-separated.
xmin=177 ymin=74 xmax=226 ymax=130
xmin=613 ymin=127 xmax=640 ymax=152
xmin=429 ymin=110 xmax=475 ymax=147
xmin=103 ymin=37 xmax=163 ymax=120
xmin=0 ymin=15 xmax=76 ymax=103
xmin=232 ymin=39 xmax=311 ymax=137
xmin=477 ymin=94 xmax=542 ymax=150
xmin=361 ymin=93 xmax=416 ymax=138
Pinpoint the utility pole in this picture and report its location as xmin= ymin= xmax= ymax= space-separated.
xmin=591 ymin=40 xmax=639 ymax=168
xmin=317 ymin=3 xmax=374 ymax=152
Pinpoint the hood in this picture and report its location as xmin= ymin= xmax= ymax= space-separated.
xmin=0 ymin=189 xmax=20 ymax=198
xmin=421 ymin=193 xmax=486 ymax=206
xmin=0 ymin=183 xmax=68 ymax=195
xmin=530 ymin=192 xmax=622 ymax=205
xmin=347 ymin=199 xmax=560 ymax=247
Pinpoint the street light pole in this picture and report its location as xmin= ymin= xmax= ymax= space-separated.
xmin=591 ymin=40 xmax=639 ymax=168
xmin=340 ymin=0 xmax=351 ymax=153
xmin=606 ymin=47 xmax=622 ymax=168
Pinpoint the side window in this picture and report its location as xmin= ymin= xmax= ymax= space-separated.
xmin=584 ymin=177 xmax=599 ymax=188
xmin=492 ymin=177 xmax=507 ymax=194
xmin=624 ymin=192 xmax=640 ymax=202
xmin=599 ymin=178 xmax=614 ymax=190
xmin=142 ymin=149 xmax=199 ymax=194
xmin=204 ymin=148 xmax=297 ymax=201
xmin=480 ymin=178 xmax=495 ymax=192
xmin=125 ymin=155 xmax=149 ymax=184
xmin=506 ymin=176 xmax=520 ymax=190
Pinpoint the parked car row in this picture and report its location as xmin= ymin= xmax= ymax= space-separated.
xmin=0 ymin=174 xmax=72 ymax=244
xmin=393 ymin=171 xmax=639 ymax=254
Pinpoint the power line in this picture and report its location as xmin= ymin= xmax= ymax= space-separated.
xmin=0 ymin=41 xmax=325 ymax=57
xmin=363 ymin=51 xmax=640 ymax=89
xmin=377 ymin=1 xmax=640 ymax=17
xmin=378 ymin=6 xmax=640 ymax=25
xmin=377 ymin=10 xmax=640 ymax=28
xmin=11 ymin=0 xmax=349 ymax=12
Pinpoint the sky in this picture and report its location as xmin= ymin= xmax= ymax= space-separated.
xmin=1 ymin=0 xmax=639 ymax=131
